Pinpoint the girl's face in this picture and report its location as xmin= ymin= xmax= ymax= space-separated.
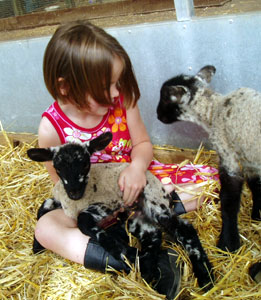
xmin=84 ymin=56 xmax=124 ymax=116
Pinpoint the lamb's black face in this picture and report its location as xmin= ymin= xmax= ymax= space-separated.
xmin=157 ymin=86 xmax=182 ymax=124
xmin=27 ymin=132 xmax=113 ymax=201
xmin=53 ymin=143 xmax=91 ymax=200
xmin=157 ymin=74 xmax=197 ymax=124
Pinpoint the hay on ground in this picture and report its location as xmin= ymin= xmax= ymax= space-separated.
xmin=0 ymin=131 xmax=260 ymax=300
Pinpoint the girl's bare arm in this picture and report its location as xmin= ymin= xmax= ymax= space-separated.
xmin=38 ymin=116 xmax=61 ymax=184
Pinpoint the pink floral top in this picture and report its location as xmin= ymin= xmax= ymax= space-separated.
xmin=42 ymin=95 xmax=132 ymax=164
xmin=43 ymin=95 xmax=219 ymax=185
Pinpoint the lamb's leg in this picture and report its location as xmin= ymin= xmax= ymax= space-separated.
xmin=247 ymin=176 xmax=261 ymax=221
xmin=77 ymin=204 xmax=137 ymax=263
xmin=143 ymin=200 xmax=214 ymax=290
xmin=163 ymin=215 xmax=214 ymax=291
xmin=217 ymin=166 xmax=244 ymax=252
xmin=127 ymin=215 xmax=162 ymax=282
xmin=128 ymin=215 xmax=182 ymax=299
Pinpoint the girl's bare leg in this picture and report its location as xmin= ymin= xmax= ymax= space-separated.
xmin=35 ymin=209 xmax=90 ymax=264
xmin=163 ymin=183 xmax=207 ymax=213
xmin=34 ymin=209 xmax=131 ymax=272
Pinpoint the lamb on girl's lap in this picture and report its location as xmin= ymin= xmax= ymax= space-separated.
xmin=27 ymin=132 xmax=215 ymax=291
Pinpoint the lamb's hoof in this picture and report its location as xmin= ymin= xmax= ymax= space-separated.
xmin=152 ymin=249 xmax=181 ymax=300
xmin=125 ymin=247 xmax=138 ymax=264
xmin=249 ymin=262 xmax=261 ymax=283
xmin=217 ymin=235 xmax=240 ymax=253
xmin=198 ymin=271 xmax=214 ymax=292
xmin=32 ymin=236 xmax=46 ymax=254
xmin=194 ymin=259 xmax=215 ymax=291
xmin=251 ymin=210 xmax=261 ymax=221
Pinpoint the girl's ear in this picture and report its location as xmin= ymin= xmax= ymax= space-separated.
xmin=58 ymin=77 xmax=70 ymax=96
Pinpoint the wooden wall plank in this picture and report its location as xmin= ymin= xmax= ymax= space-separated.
xmin=0 ymin=0 xmax=230 ymax=32
xmin=0 ymin=132 xmax=38 ymax=147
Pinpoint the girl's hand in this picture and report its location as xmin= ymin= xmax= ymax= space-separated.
xmin=118 ymin=103 xmax=153 ymax=207
xmin=118 ymin=163 xmax=147 ymax=207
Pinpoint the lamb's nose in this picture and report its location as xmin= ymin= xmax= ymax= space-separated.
xmin=68 ymin=190 xmax=83 ymax=200
xmin=157 ymin=114 xmax=169 ymax=124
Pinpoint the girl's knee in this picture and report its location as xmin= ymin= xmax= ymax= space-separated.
xmin=35 ymin=214 xmax=53 ymax=248
xmin=34 ymin=209 xmax=77 ymax=249
xmin=35 ymin=210 xmax=89 ymax=263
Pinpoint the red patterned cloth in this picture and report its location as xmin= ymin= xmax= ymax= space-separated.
xmin=149 ymin=160 xmax=219 ymax=185
xmin=43 ymin=96 xmax=219 ymax=185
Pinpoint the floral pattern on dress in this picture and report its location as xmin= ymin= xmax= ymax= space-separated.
xmin=64 ymin=127 xmax=92 ymax=143
xmin=112 ymin=138 xmax=132 ymax=154
xmin=51 ymin=108 xmax=60 ymax=120
xmin=91 ymin=152 xmax=113 ymax=163
xmin=108 ymin=107 xmax=127 ymax=133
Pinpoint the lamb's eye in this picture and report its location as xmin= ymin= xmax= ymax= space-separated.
xmin=62 ymin=178 xmax=68 ymax=185
xmin=170 ymin=95 xmax=177 ymax=102
xmin=74 ymin=152 xmax=84 ymax=161
xmin=78 ymin=175 xmax=85 ymax=182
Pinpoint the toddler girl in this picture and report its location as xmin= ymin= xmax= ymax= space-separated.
xmin=35 ymin=20 xmax=218 ymax=298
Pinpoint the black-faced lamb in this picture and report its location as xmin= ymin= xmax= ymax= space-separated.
xmin=27 ymin=132 xmax=214 ymax=291
xmin=157 ymin=65 xmax=261 ymax=252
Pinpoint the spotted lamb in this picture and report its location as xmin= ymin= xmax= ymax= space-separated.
xmin=157 ymin=65 xmax=261 ymax=252
xmin=27 ymin=132 xmax=214 ymax=290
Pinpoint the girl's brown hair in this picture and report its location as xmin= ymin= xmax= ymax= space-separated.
xmin=43 ymin=20 xmax=140 ymax=109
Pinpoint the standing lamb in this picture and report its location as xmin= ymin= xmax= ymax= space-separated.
xmin=27 ymin=132 xmax=214 ymax=292
xmin=157 ymin=65 xmax=261 ymax=252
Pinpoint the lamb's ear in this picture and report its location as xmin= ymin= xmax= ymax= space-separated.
xmin=167 ymin=85 xmax=190 ymax=104
xmin=88 ymin=132 xmax=113 ymax=154
xmin=196 ymin=65 xmax=216 ymax=84
xmin=27 ymin=148 xmax=56 ymax=162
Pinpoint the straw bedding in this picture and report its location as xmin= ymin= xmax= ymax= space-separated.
xmin=0 ymin=131 xmax=260 ymax=300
